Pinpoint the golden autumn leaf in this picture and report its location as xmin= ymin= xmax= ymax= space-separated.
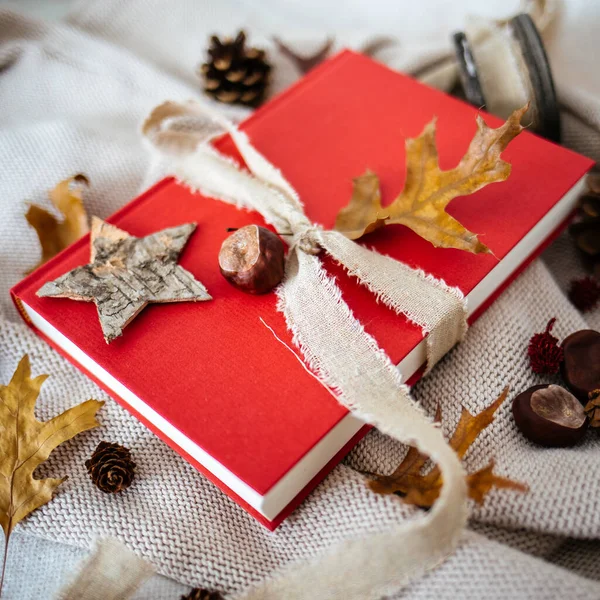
xmin=26 ymin=174 xmax=90 ymax=271
xmin=368 ymin=387 xmax=527 ymax=507
xmin=334 ymin=105 xmax=528 ymax=253
xmin=0 ymin=356 xmax=103 ymax=564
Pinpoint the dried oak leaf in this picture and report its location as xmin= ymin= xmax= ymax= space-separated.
xmin=368 ymin=387 xmax=527 ymax=507
xmin=0 ymin=355 xmax=103 ymax=540
xmin=26 ymin=174 xmax=90 ymax=271
xmin=273 ymin=37 xmax=334 ymax=74
xmin=334 ymin=105 xmax=528 ymax=253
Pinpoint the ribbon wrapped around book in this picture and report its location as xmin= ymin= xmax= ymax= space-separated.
xmin=143 ymin=101 xmax=469 ymax=600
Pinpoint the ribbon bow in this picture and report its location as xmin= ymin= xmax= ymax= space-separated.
xmin=144 ymin=101 xmax=469 ymax=600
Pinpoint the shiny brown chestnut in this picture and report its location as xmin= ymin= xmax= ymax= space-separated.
xmin=219 ymin=225 xmax=285 ymax=294
xmin=560 ymin=330 xmax=600 ymax=403
xmin=512 ymin=384 xmax=588 ymax=447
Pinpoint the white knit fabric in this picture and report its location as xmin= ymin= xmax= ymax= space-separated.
xmin=2 ymin=533 xmax=187 ymax=599
xmin=1 ymin=1 xmax=599 ymax=598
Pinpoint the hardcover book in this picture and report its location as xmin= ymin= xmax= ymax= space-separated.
xmin=11 ymin=51 xmax=593 ymax=529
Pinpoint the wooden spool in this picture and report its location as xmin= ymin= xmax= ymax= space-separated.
xmin=453 ymin=13 xmax=561 ymax=143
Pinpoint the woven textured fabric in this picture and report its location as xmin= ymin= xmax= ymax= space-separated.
xmin=1 ymin=1 xmax=599 ymax=598
xmin=394 ymin=531 xmax=600 ymax=600
xmin=2 ymin=533 xmax=187 ymax=599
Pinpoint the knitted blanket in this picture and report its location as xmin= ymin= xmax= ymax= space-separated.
xmin=0 ymin=1 xmax=599 ymax=598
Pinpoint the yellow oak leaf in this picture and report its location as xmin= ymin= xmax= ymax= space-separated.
xmin=334 ymin=105 xmax=528 ymax=253
xmin=26 ymin=174 xmax=90 ymax=272
xmin=368 ymin=387 xmax=527 ymax=507
xmin=0 ymin=355 xmax=103 ymax=542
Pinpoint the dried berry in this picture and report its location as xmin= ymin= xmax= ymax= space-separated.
xmin=568 ymin=276 xmax=600 ymax=312
xmin=181 ymin=588 xmax=223 ymax=600
xmin=85 ymin=441 xmax=135 ymax=494
xmin=561 ymin=329 xmax=600 ymax=402
xmin=584 ymin=389 xmax=600 ymax=428
xmin=527 ymin=317 xmax=563 ymax=374
xmin=512 ymin=384 xmax=588 ymax=447
xmin=219 ymin=225 xmax=285 ymax=294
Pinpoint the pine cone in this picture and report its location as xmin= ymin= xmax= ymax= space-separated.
xmin=180 ymin=588 xmax=223 ymax=600
xmin=198 ymin=31 xmax=270 ymax=107
xmin=85 ymin=441 xmax=135 ymax=493
xmin=585 ymin=389 xmax=600 ymax=428
xmin=570 ymin=168 xmax=600 ymax=279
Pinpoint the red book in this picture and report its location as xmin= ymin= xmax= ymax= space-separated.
xmin=11 ymin=51 xmax=592 ymax=529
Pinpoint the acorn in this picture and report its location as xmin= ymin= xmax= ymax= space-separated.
xmin=512 ymin=384 xmax=588 ymax=447
xmin=561 ymin=330 xmax=600 ymax=402
xmin=219 ymin=225 xmax=285 ymax=294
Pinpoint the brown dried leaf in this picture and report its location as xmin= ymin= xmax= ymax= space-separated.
xmin=0 ymin=356 xmax=103 ymax=539
xmin=335 ymin=105 xmax=528 ymax=253
xmin=26 ymin=174 xmax=90 ymax=271
xmin=446 ymin=385 xmax=508 ymax=459
xmin=368 ymin=387 xmax=528 ymax=507
xmin=334 ymin=171 xmax=388 ymax=240
xmin=359 ymin=37 xmax=396 ymax=57
xmin=368 ymin=404 xmax=440 ymax=496
xmin=273 ymin=37 xmax=334 ymax=74
xmin=466 ymin=461 xmax=528 ymax=505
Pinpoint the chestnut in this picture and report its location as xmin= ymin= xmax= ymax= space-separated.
xmin=219 ymin=225 xmax=285 ymax=294
xmin=512 ymin=384 xmax=588 ymax=447
xmin=560 ymin=330 xmax=600 ymax=403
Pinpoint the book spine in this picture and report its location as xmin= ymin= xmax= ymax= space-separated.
xmin=11 ymin=293 xmax=32 ymax=325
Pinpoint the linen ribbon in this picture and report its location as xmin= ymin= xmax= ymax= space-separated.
xmin=143 ymin=101 xmax=470 ymax=600
xmin=57 ymin=538 xmax=153 ymax=600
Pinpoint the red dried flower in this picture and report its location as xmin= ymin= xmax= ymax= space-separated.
xmin=527 ymin=318 xmax=563 ymax=374
xmin=568 ymin=276 xmax=600 ymax=312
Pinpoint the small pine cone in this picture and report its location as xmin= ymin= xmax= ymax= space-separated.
xmin=181 ymin=588 xmax=223 ymax=600
xmin=85 ymin=441 xmax=135 ymax=494
xmin=527 ymin=317 xmax=563 ymax=374
xmin=198 ymin=30 xmax=270 ymax=107
xmin=568 ymin=276 xmax=600 ymax=312
xmin=584 ymin=389 xmax=600 ymax=428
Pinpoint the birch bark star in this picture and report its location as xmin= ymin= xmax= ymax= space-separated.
xmin=37 ymin=216 xmax=211 ymax=343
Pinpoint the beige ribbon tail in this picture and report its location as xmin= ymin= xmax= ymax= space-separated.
xmin=142 ymin=99 xmax=470 ymax=600
xmin=56 ymin=538 xmax=153 ymax=600
xmin=236 ymin=249 xmax=467 ymax=600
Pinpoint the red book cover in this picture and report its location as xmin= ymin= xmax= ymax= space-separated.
xmin=11 ymin=51 xmax=593 ymax=529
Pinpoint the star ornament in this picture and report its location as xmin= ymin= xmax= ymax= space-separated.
xmin=37 ymin=217 xmax=212 ymax=343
